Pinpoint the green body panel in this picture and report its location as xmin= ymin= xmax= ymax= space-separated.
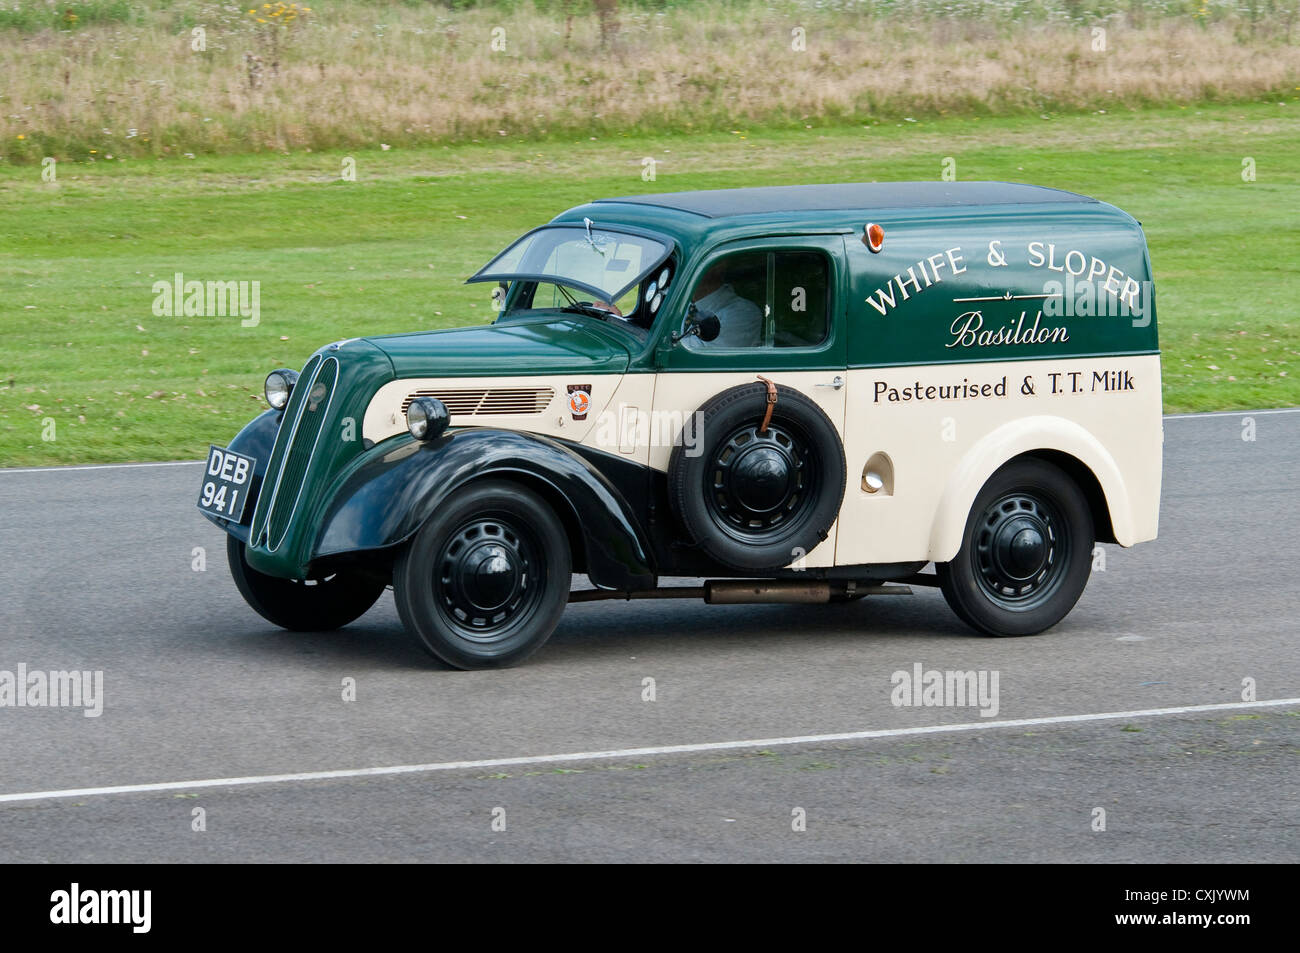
xmin=365 ymin=316 xmax=634 ymax=378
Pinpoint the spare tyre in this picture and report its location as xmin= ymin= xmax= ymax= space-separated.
xmin=668 ymin=381 xmax=847 ymax=571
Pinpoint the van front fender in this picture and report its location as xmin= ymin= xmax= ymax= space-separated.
xmin=313 ymin=429 xmax=656 ymax=591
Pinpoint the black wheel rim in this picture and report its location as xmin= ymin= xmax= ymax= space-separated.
xmin=971 ymin=490 xmax=1069 ymax=610
xmin=705 ymin=420 xmax=815 ymax=540
xmin=432 ymin=513 xmax=545 ymax=642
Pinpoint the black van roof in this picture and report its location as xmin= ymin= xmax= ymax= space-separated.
xmin=595 ymin=182 xmax=1096 ymax=219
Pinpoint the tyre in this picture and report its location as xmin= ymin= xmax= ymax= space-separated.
xmin=392 ymin=480 xmax=571 ymax=670
xmin=226 ymin=536 xmax=385 ymax=632
xmin=937 ymin=458 xmax=1094 ymax=637
xmin=668 ymin=382 xmax=847 ymax=571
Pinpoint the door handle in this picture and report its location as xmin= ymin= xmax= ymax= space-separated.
xmin=816 ymin=376 xmax=845 ymax=390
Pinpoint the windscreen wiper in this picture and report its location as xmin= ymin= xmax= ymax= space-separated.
xmin=559 ymin=303 xmax=614 ymax=320
xmin=553 ymin=282 xmax=612 ymax=320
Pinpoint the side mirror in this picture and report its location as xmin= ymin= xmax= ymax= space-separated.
xmin=672 ymin=305 xmax=721 ymax=344
xmin=697 ymin=314 xmax=721 ymax=342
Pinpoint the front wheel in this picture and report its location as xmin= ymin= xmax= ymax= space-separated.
xmin=393 ymin=480 xmax=571 ymax=670
xmin=227 ymin=536 xmax=386 ymax=632
xmin=937 ymin=458 xmax=1094 ymax=637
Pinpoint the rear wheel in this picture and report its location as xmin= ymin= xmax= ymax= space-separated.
xmin=937 ymin=458 xmax=1094 ymax=637
xmin=226 ymin=536 xmax=385 ymax=632
xmin=393 ymin=480 xmax=571 ymax=670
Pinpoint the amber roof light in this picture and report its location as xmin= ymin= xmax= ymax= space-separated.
xmin=864 ymin=222 xmax=885 ymax=253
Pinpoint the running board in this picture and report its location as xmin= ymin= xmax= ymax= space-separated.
xmin=569 ymin=580 xmax=913 ymax=605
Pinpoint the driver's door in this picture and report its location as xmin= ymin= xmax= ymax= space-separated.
xmin=650 ymin=236 xmax=849 ymax=568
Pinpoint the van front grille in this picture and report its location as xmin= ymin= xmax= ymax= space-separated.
xmin=400 ymin=386 xmax=554 ymax=417
xmin=266 ymin=359 xmax=337 ymax=549
xmin=249 ymin=354 xmax=340 ymax=553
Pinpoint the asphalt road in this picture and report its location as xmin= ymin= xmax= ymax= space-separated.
xmin=0 ymin=409 xmax=1296 ymax=862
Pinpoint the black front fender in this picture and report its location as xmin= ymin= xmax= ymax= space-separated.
xmin=314 ymin=430 xmax=656 ymax=591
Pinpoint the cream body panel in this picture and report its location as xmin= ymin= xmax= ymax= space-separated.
xmin=648 ymin=370 xmax=849 ymax=568
xmin=578 ymin=373 xmax=657 ymax=467
xmin=836 ymin=354 xmax=1162 ymax=566
xmin=362 ymin=374 xmax=625 ymax=445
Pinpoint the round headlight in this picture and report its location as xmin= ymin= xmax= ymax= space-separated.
xmin=264 ymin=369 xmax=299 ymax=410
xmin=407 ymin=397 xmax=450 ymax=442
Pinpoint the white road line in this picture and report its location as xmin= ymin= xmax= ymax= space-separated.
xmin=1 ymin=697 xmax=1295 ymax=805
xmin=0 ymin=460 xmax=203 ymax=475
xmin=1164 ymin=407 xmax=1300 ymax=420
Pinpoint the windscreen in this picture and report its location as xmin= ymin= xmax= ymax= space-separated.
xmin=469 ymin=224 xmax=670 ymax=302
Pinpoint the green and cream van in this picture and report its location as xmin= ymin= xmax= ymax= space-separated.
xmin=199 ymin=182 xmax=1162 ymax=668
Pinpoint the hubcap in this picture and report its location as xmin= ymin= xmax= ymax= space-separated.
xmin=973 ymin=492 xmax=1067 ymax=608
xmin=435 ymin=516 xmax=541 ymax=640
xmin=466 ymin=545 xmax=520 ymax=611
xmin=1000 ymin=521 xmax=1047 ymax=579
xmin=732 ymin=445 xmax=793 ymax=512
xmin=707 ymin=422 xmax=812 ymax=537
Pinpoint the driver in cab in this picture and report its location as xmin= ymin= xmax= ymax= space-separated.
xmin=685 ymin=259 xmax=763 ymax=348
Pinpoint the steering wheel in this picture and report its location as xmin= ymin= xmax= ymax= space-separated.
xmin=582 ymin=300 xmax=623 ymax=317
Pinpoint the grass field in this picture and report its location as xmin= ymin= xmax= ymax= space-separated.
xmin=1 ymin=102 xmax=1298 ymax=466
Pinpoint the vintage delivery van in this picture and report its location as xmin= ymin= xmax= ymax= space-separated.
xmin=199 ymin=182 xmax=1162 ymax=668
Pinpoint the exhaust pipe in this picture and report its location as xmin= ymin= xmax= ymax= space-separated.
xmin=568 ymin=580 xmax=912 ymax=604
xmin=704 ymin=580 xmax=832 ymax=604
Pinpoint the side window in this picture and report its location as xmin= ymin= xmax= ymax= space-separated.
xmin=773 ymin=252 xmax=829 ymax=348
xmin=688 ymin=250 xmax=829 ymax=349
xmin=687 ymin=251 xmax=766 ymax=348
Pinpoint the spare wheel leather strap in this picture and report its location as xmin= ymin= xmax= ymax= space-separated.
xmin=756 ymin=375 xmax=778 ymax=434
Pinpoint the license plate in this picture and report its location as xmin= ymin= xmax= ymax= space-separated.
xmin=197 ymin=445 xmax=256 ymax=523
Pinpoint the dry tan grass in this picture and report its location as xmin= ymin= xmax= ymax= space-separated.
xmin=3 ymin=1 xmax=1299 ymax=161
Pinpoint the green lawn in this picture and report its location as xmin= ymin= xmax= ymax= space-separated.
xmin=1 ymin=103 xmax=1297 ymax=466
